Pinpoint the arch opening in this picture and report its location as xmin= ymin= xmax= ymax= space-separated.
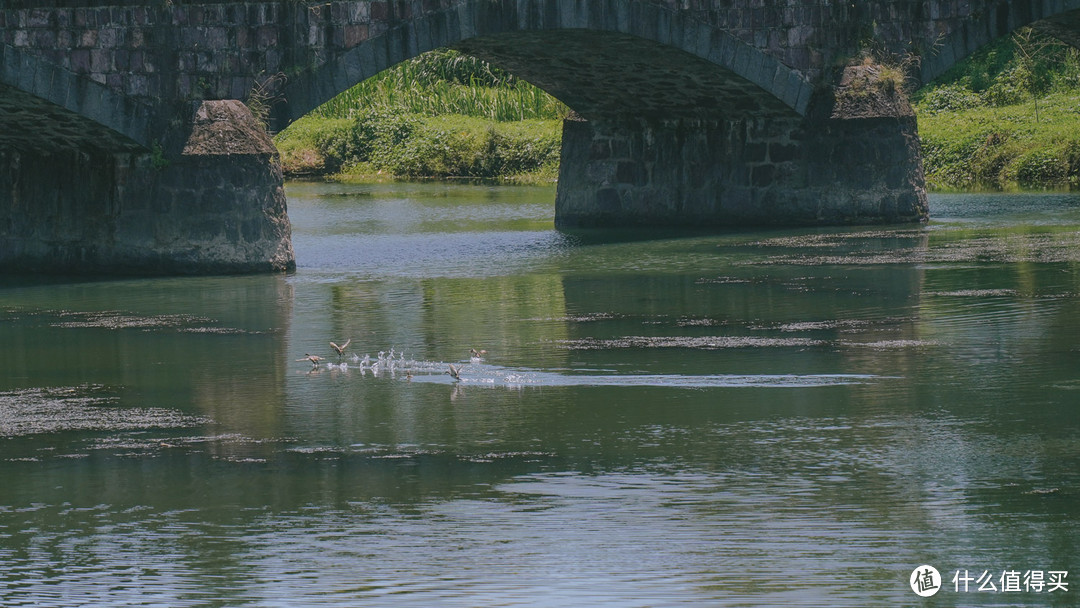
xmin=281 ymin=0 xmax=814 ymax=131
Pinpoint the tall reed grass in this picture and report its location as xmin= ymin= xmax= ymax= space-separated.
xmin=310 ymin=49 xmax=570 ymax=122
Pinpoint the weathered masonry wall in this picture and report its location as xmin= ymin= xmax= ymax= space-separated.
xmin=0 ymin=0 xmax=1017 ymax=107
xmin=0 ymin=101 xmax=294 ymax=274
xmin=556 ymin=111 xmax=927 ymax=228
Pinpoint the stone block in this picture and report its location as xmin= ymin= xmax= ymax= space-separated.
xmin=428 ymin=11 xmax=449 ymax=48
xmin=385 ymin=26 xmax=406 ymax=66
xmin=348 ymin=2 xmax=370 ymax=23
xmin=768 ymin=143 xmax=798 ymax=163
xmin=414 ymin=17 xmax=432 ymax=54
xmin=206 ymin=27 xmax=228 ymax=49
xmin=616 ymin=160 xmax=647 ymax=186
xmin=732 ymin=40 xmax=751 ymax=77
xmin=16 ymin=53 xmax=36 ymax=92
xmin=596 ymin=188 xmax=621 ymax=213
xmin=27 ymin=8 xmax=51 ymax=28
xmin=557 ymin=0 xmax=583 ymax=29
xmin=344 ymin=23 xmax=368 ymax=48
xmin=404 ymin=21 xmax=419 ymax=58
xmin=456 ymin=3 xmax=475 ymax=39
xmin=751 ymin=164 xmax=775 ymax=187
xmin=655 ymin=7 xmax=672 ymax=46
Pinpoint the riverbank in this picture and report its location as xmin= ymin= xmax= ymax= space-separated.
xmin=278 ymin=94 xmax=1080 ymax=190
xmin=275 ymin=112 xmax=562 ymax=184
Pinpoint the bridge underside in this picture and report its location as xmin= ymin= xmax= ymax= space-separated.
xmin=455 ymin=31 xmax=794 ymax=121
xmin=0 ymin=83 xmax=145 ymax=154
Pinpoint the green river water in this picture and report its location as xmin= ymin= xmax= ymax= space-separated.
xmin=1 ymin=183 xmax=1079 ymax=606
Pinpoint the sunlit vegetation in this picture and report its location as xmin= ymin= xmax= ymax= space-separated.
xmin=914 ymin=27 xmax=1080 ymax=191
xmin=275 ymin=50 xmax=568 ymax=181
xmin=311 ymin=49 xmax=570 ymax=122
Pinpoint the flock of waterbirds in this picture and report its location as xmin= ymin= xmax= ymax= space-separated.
xmin=297 ymin=339 xmax=486 ymax=381
xmin=294 ymin=340 xmax=878 ymax=389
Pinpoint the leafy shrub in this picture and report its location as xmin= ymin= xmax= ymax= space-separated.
xmin=915 ymin=83 xmax=984 ymax=115
xmin=981 ymin=64 xmax=1032 ymax=107
xmin=1015 ymin=147 xmax=1068 ymax=188
xmin=274 ymin=116 xmax=353 ymax=174
xmin=349 ymin=107 xmax=421 ymax=163
xmin=363 ymin=115 xmax=561 ymax=179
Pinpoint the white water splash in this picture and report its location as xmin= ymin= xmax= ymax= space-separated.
xmin=301 ymin=350 xmax=887 ymax=389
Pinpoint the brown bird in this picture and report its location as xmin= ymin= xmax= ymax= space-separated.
xmin=297 ymin=354 xmax=323 ymax=368
xmin=469 ymin=348 xmax=487 ymax=358
xmin=330 ymin=338 xmax=352 ymax=357
xmin=446 ymin=363 xmax=461 ymax=380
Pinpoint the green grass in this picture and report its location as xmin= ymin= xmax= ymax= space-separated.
xmin=311 ymin=49 xmax=570 ymax=123
xmin=277 ymin=111 xmax=562 ymax=182
xmin=917 ymin=92 xmax=1080 ymax=190
xmin=316 ymin=76 xmax=569 ymax=123
xmin=275 ymin=50 xmax=567 ymax=181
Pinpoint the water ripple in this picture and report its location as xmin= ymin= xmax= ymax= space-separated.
xmin=0 ymin=386 xmax=210 ymax=438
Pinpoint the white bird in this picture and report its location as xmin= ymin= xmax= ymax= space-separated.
xmin=330 ymin=339 xmax=352 ymax=357
xmin=446 ymin=364 xmax=461 ymax=380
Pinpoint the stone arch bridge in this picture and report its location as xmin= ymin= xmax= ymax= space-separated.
xmin=1 ymin=0 xmax=1077 ymax=273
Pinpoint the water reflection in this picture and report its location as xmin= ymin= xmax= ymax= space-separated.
xmin=1 ymin=185 xmax=1079 ymax=606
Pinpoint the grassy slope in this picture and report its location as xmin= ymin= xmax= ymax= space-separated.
xmin=917 ymin=92 xmax=1080 ymax=191
xmin=913 ymin=28 xmax=1080 ymax=191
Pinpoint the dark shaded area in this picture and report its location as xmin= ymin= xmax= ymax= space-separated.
xmin=0 ymin=83 xmax=144 ymax=153
xmin=1032 ymin=10 xmax=1080 ymax=51
xmin=457 ymin=30 xmax=797 ymax=122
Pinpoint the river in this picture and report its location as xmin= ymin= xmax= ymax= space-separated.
xmin=1 ymin=183 xmax=1079 ymax=606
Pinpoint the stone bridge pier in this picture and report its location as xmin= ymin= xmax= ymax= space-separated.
xmin=0 ymin=63 xmax=295 ymax=274
xmin=555 ymin=107 xmax=926 ymax=229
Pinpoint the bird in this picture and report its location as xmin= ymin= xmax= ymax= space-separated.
xmin=446 ymin=363 xmax=461 ymax=380
xmin=469 ymin=348 xmax=487 ymax=358
xmin=297 ymin=354 xmax=323 ymax=368
xmin=330 ymin=338 xmax=352 ymax=358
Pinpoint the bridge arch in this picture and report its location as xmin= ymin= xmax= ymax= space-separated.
xmin=0 ymin=43 xmax=155 ymax=151
xmin=921 ymin=0 xmax=1080 ymax=85
xmin=279 ymin=0 xmax=814 ymax=130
